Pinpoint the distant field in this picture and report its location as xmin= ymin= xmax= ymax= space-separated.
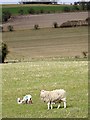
xmin=3 ymin=12 xmax=88 ymax=31
xmin=2 ymin=4 xmax=81 ymax=15
xmin=3 ymin=26 xmax=88 ymax=62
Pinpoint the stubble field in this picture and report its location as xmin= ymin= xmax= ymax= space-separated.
xmin=3 ymin=26 xmax=88 ymax=61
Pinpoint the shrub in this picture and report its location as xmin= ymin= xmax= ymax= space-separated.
xmin=73 ymin=5 xmax=80 ymax=11
xmin=63 ymin=7 xmax=71 ymax=12
xmin=40 ymin=9 xmax=44 ymax=14
xmin=47 ymin=11 xmax=51 ymax=14
xmin=36 ymin=11 xmax=40 ymax=14
xmin=7 ymin=25 xmax=13 ymax=31
xmin=0 ymin=42 xmax=9 ymax=63
xmin=28 ymin=8 xmax=35 ymax=14
xmin=2 ymin=11 xmax=11 ymax=22
xmin=86 ymin=17 xmax=90 ymax=25
xmin=82 ymin=51 xmax=88 ymax=58
xmin=2 ymin=13 xmax=8 ymax=22
xmin=75 ymin=55 xmax=80 ymax=59
xmin=18 ymin=9 xmax=24 ymax=15
xmin=53 ymin=22 xmax=58 ymax=28
xmin=34 ymin=24 xmax=39 ymax=30
xmin=60 ymin=21 xmax=72 ymax=28
xmin=0 ymin=25 xmax=3 ymax=32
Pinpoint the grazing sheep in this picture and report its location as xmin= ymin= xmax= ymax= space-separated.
xmin=40 ymin=89 xmax=66 ymax=109
xmin=17 ymin=94 xmax=33 ymax=104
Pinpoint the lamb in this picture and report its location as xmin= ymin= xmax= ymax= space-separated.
xmin=40 ymin=89 xmax=66 ymax=109
xmin=17 ymin=94 xmax=33 ymax=104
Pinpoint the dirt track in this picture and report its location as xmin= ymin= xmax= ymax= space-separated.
xmin=3 ymin=12 xmax=88 ymax=30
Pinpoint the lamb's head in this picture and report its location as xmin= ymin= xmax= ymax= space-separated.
xmin=17 ymin=98 xmax=22 ymax=104
xmin=17 ymin=98 xmax=21 ymax=102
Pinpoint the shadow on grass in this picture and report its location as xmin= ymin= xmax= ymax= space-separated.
xmin=52 ymin=104 xmax=72 ymax=109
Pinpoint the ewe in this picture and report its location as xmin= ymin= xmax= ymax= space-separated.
xmin=40 ymin=89 xmax=66 ymax=109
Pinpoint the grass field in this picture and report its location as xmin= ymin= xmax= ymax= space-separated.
xmin=2 ymin=4 xmax=81 ymax=15
xmin=2 ymin=60 xmax=88 ymax=118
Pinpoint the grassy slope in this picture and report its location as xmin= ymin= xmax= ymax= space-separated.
xmin=3 ymin=27 xmax=88 ymax=61
xmin=2 ymin=61 xmax=88 ymax=118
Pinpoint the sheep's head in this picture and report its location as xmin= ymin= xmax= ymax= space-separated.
xmin=40 ymin=90 xmax=45 ymax=100
xmin=41 ymin=90 xmax=45 ymax=92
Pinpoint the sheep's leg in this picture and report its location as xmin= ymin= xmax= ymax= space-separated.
xmin=47 ymin=102 xmax=50 ymax=110
xmin=64 ymin=101 xmax=66 ymax=108
xmin=51 ymin=104 xmax=53 ymax=109
xmin=57 ymin=104 xmax=60 ymax=109
xmin=61 ymin=98 xmax=66 ymax=108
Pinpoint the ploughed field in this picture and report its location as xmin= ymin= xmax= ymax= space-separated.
xmin=3 ymin=12 xmax=88 ymax=31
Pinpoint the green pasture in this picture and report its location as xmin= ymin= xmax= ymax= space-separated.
xmin=2 ymin=60 xmax=88 ymax=118
xmin=2 ymin=4 xmax=80 ymax=15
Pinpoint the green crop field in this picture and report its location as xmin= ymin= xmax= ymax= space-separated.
xmin=2 ymin=4 xmax=81 ymax=15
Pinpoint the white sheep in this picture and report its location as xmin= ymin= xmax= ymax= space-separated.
xmin=40 ymin=89 xmax=66 ymax=109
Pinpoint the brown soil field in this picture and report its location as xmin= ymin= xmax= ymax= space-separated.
xmin=3 ymin=12 xmax=88 ymax=31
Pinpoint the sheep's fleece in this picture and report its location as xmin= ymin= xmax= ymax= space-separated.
xmin=40 ymin=89 xmax=66 ymax=109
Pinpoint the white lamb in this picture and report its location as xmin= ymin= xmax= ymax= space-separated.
xmin=40 ymin=89 xmax=66 ymax=109
xmin=17 ymin=94 xmax=33 ymax=104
